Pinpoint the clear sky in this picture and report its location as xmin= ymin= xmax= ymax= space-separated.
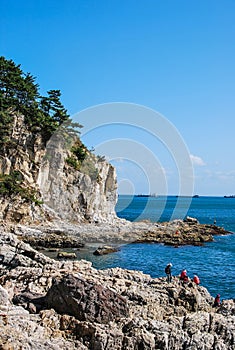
xmin=1 ymin=0 xmax=235 ymax=196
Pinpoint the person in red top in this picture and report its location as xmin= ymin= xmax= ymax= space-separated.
xmin=213 ymin=294 xmax=221 ymax=307
xmin=180 ymin=269 xmax=187 ymax=280
xmin=193 ymin=275 xmax=200 ymax=285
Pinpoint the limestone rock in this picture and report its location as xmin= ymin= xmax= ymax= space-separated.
xmin=0 ymin=113 xmax=119 ymax=224
xmin=37 ymin=131 xmax=118 ymax=224
xmin=0 ymin=229 xmax=234 ymax=349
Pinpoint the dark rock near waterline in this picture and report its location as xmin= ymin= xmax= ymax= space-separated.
xmin=44 ymin=274 xmax=129 ymax=323
xmin=93 ymin=245 xmax=119 ymax=255
xmin=21 ymin=232 xmax=84 ymax=250
xmin=57 ymin=251 xmax=77 ymax=259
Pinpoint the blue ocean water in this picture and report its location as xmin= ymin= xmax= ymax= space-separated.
xmin=77 ymin=196 xmax=235 ymax=300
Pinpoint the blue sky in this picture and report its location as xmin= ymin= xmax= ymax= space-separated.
xmin=1 ymin=0 xmax=235 ymax=195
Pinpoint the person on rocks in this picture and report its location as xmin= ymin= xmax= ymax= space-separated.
xmin=213 ymin=294 xmax=221 ymax=307
xmin=180 ymin=269 xmax=187 ymax=280
xmin=165 ymin=263 xmax=172 ymax=283
xmin=180 ymin=269 xmax=188 ymax=281
xmin=193 ymin=274 xmax=200 ymax=285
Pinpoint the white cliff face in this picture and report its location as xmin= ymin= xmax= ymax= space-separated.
xmin=0 ymin=113 xmax=118 ymax=223
xmin=0 ymin=113 xmax=45 ymax=222
xmin=0 ymin=114 xmax=44 ymax=182
xmin=37 ymin=134 xmax=118 ymax=223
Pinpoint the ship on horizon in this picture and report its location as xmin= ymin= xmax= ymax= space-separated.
xmin=135 ymin=193 xmax=158 ymax=198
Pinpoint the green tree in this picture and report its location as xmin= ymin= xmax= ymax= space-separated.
xmin=0 ymin=56 xmax=82 ymax=145
xmin=0 ymin=57 xmax=39 ymax=115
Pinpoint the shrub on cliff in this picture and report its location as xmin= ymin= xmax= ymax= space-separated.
xmin=0 ymin=171 xmax=42 ymax=205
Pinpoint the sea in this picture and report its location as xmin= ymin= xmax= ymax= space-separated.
xmin=75 ymin=196 xmax=235 ymax=300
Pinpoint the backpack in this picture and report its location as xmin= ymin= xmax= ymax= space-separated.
xmin=165 ymin=265 xmax=170 ymax=274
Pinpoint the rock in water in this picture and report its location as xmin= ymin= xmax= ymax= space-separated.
xmin=57 ymin=251 xmax=77 ymax=259
xmin=93 ymin=245 xmax=119 ymax=255
xmin=45 ymin=274 xmax=129 ymax=323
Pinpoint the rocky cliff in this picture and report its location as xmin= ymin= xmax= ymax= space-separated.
xmin=0 ymin=229 xmax=234 ymax=349
xmin=37 ymin=129 xmax=117 ymax=223
xmin=0 ymin=113 xmax=118 ymax=224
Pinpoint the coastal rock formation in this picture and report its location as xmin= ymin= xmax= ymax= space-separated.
xmin=15 ymin=224 xmax=84 ymax=249
xmin=0 ymin=229 xmax=234 ymax=349
xmin=45 ymin=274 xmax=129 ymax=323
xmin=12 ymin=216 xmax=231 ymax=248
xmin=57 ymin=251 xmax=77 ymax=259
xmin=37 ymin=132 xmax=118 ymax=223
xmin=93 ymin=245 xmax=119 ymax=255
xmin=0 ymin=113 xmax=118 ymax=224
xmin=134 ymin=219 xmax=231 ymax=246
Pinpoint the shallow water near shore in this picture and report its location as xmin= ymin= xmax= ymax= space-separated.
xmin=73 ymin=234 xmax=235 ymax=301
xmin=116 ymin=196 xmax=235 ymax=300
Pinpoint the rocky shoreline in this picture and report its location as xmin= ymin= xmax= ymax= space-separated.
xmin=8 ymin=216 xmax=232 ymax=252
xmin=0 ymin=225 xmax=234 ymax=349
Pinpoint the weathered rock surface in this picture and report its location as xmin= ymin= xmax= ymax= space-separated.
xmin=45 ymin=274 xmax=129 ymax=323
xmin=0 ymin=229 xmax=234 ymax=349
xmin=134 ymin=219 xmax=231 ymax=246
xmin=14 ymin=224 xmax=84 ymax=249
xmin=38 ymin=131 xmax=118 ymax=223
xmin=11 ymin=216 xmax=231 ymax=249
xmin=0 ymin=113 xmax=118 ymax=225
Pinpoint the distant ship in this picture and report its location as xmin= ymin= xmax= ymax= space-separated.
xmin=224 ymin=195 xmax=235 ymax=198
xmin=135 ymin=193 xmax=158 ymax=198
xmin=193 ymin=195 xmax=199 ymax=198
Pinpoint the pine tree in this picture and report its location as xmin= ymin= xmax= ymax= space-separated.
xmin=0 ymin=56 xmax=82 ymax=145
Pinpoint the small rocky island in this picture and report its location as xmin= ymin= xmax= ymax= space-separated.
xmin=0 ymin=57 xmax=234 ymax=349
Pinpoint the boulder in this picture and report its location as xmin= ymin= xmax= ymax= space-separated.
xmin=44 ymin=274 xmax=129 ymax=323
xmin=93 ymin=245 xmax=119 ymax=255
xmin=57 ymin=251 xmax=77 ymax=259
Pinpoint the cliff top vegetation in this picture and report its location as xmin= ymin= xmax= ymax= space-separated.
xmin=0 ymin=56 xmax=82 ymax=147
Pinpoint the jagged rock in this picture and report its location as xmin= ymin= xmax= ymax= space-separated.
xmin=12 ymin=291 xmax=45 ymax=313
xmin=93 ymin=245 xmax=119 ymax=255
xmin=37 ymin=129 xmax=118 ymax=224
xmin=44 ymin=274 xmax=129 ymax=323
xmin=217 ymin=299 xmax=235 ymax=316
xmin=0 ymin=229 xmax=234 ymax=349
xmin=134 ymin=219 xmax=231 ymax=246
xmin=0 ymin=113 xmax=118 ymax=224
